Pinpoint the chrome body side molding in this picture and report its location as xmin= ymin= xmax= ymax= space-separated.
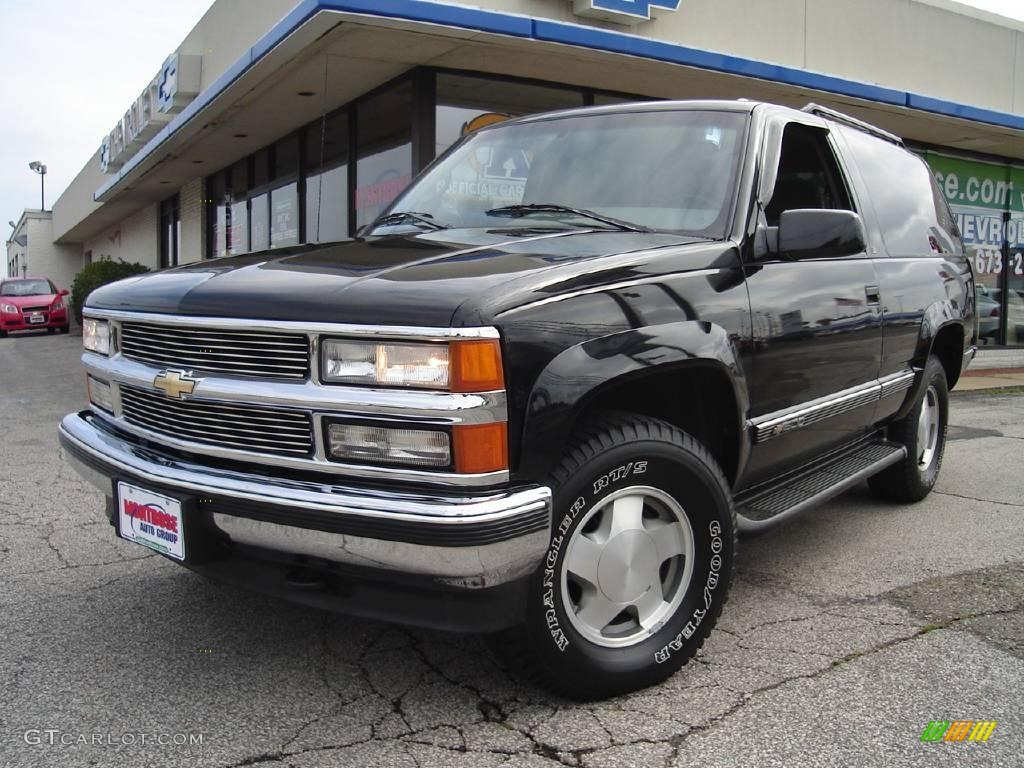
xmin=749 ymin=369 xmax=916 ymax=444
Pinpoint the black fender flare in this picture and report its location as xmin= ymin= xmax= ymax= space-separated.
xmin=516 ymin=321 xmax=750 ymax=483
xmin=893 ymin=301 xmax=967 ymax=421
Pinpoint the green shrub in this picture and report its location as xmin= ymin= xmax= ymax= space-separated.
xmin=70 ymin=259 xmax=150 ymax=324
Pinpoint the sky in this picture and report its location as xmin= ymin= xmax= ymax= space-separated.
xmin=0 ymin=0 xmax=215 ymax=235
xmin=1 ymin=0 xmax=1023 ymax=245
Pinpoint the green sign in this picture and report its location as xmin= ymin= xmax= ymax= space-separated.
xmin=923 ymin=152 xmax=1021 ymax=214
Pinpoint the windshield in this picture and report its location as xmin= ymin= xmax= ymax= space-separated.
xmin=373 ymin=109 xmax=747 ymax=238
xmin=1 ymin=279 xmax=54 ymax=296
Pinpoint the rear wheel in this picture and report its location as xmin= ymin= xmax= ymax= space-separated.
xmin=490 ymin=412 xmax=736 ymax=700
xmin=869 ymin=355 xmax=949 ymax=502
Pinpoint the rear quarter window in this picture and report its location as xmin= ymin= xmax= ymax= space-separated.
xmin=838 ymin=127 xmax=956 ymax=257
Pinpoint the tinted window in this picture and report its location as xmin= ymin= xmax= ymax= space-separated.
xmin=839 ymin=127 xmax=945 ymax=256
xmin=765 ymin=123 xmax=852 ymax=226
xmin=385 ymin=110 xmax=747 ymax=237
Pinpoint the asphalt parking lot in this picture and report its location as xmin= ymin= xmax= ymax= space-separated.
xmin=1 ymin=330 xmax=1022 ymax=768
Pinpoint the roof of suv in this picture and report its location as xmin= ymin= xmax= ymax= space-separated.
xmin=504 ymin=99 xmax=902 ymax=144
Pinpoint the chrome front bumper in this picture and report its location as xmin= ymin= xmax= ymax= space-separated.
xmin=59 ymin=411 xmax=551 ymax=589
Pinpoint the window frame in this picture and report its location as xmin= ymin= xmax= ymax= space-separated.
xmin=159 ymin=193 xmax=180 ymax=269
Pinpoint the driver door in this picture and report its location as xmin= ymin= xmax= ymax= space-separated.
xmin=742 ymin=118 xmax=883 ymax=485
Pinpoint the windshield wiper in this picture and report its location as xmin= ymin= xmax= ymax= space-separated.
xmin=485 ymin=204 xmax=651 ymax=233
xmin=371 ymin=211 xmax=447 ymax=231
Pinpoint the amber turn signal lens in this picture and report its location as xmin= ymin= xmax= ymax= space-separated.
xmin=450 ymin=339 xmax=504 ymax=392
xmin=452 ymin=422 xmax=508 ymax=474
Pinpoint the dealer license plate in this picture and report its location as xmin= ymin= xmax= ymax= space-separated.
xmin=117 ymin=482 xmax=185 ymax=560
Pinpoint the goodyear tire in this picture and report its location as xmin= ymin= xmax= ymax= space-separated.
xmin=490 ymin=412 xmax=736 ymax=700
xmin=869 ymin=355 xmax=949 ymax=503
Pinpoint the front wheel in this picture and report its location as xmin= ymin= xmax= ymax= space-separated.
xmin=869 ymin=355 xmax=949 ymax=502
xmin=491 ymin=413 xmax=736 ymax=700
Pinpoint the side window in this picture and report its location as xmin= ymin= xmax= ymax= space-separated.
xmin=838 ymin=127 xmax=947 ymax=256
xmin=765 ymin=123 xmax=853 ymax=226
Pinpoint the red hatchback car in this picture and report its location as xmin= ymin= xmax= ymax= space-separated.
xmin=0 ymin=277 xmax=70 ymax=336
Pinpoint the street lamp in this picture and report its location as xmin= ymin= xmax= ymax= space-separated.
xmin=28 ymin=161 xmax=47 ymax=210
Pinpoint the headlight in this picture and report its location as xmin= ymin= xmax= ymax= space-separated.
xmin=326 ymin=423 xmax=451 ymax=467
xmin=52 ymin=300 xmax=65 ymax=311
xmin=1 ymin=303 xmax=18 ymax=314
xmin=87 ymin=375 xmax=114 ymax=413
xmin=320 ymin=338 xmax=503 ymax=392
xmin=325 ymin=421 xmax=508 ymax=473
xmin=83 ymin=318 xmax=110 ymax=355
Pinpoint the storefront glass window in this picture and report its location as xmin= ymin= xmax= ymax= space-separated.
xmin=356 ymin=81 xmax=413 ymax=230
xmin=207 ymin=171 xmax=228 ymax=259
xmin=923 ymin=152 xmax=1024 ymax=346
xmin=229 ymin=201 xmax=249 ymax=254
xmin=435 ymin=74 xmax=584 ymax=157
xmin=227 ymin=159 xmax=249 ymax=256
xmin=307 ymin=165 xmax=349 ymax=242
xmin=250 ymin=193 xmax=269 ymax=252
xmin=305 ymin=112 xmax=349 ymax=242
xmin=270 ymin=182 xmax=300 ymax=247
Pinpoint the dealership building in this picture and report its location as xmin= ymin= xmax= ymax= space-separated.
xmin=6 ymin=0 xmax=1024 ymax=344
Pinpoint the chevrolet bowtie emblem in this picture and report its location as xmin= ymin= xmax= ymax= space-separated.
xmin=153 ymin=370 xmax=199 ymax=400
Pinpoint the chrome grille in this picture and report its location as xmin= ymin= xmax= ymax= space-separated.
xmin=119 ymin=321 xmax=310 ymax=380
xmin=119 ymin=384 xmax=314 ymax=457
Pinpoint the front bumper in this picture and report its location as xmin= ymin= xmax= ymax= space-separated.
xmin=59 ymin=411 xmax=551 ymax=626
xmin=2 ymin=310 xmax=68 ymax=331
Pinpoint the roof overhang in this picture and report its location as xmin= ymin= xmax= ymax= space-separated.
xmin=75 ymin=0 xmax=1024 ymax=242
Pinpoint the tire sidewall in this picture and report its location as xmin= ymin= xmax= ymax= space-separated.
xmin=913 ymin=358 xmax=949 ymax=490
xmin=526 ymin=438 xmax=733 ymax=693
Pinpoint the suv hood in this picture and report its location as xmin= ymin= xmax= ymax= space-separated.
xmin=87 ymin=228 xmax=708 ymax=327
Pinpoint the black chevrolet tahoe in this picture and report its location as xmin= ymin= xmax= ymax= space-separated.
xmin=60 ymin=100 xmax=976 ymax=700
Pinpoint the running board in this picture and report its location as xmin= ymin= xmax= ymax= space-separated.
xmin=736 ymin=440 xmax=907 ymax=536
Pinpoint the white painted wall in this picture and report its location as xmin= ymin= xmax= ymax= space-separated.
xmin=25 ymin=217 xmax=83 ymax=290
xmin=473 ymin=0 xmax=1024 ymax=115
xmin=4 ymin=213 xmax=83 ymax=289
xmin=83 ymin=203 xmax=159 ymax=271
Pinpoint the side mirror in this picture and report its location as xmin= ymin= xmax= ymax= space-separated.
xmin=59 ymin=289 xmax=69 ymax=297
xmin=778 ymin=209 xmax=866 ymax=259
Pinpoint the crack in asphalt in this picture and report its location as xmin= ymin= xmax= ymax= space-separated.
xmin=933 ymin=490 xmax=1024 ymax=508
xmin=208 ymin=591 xmax=1023 ymax=768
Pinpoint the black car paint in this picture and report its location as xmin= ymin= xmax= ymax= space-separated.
xmin=86 ymin=102 xmax=975 ymax=498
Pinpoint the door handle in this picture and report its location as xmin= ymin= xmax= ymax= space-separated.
xmin=865 ymin=285 xmax=881 ymax=305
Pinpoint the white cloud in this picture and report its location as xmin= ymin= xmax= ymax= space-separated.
xmin=0 ymin=0 xmax=214 ymax=232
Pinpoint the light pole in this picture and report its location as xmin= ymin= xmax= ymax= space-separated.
xmin=7 ymin=221 xmax=16 ymax=279
xmin=28 ymin=161 xmax=47 ymax=210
